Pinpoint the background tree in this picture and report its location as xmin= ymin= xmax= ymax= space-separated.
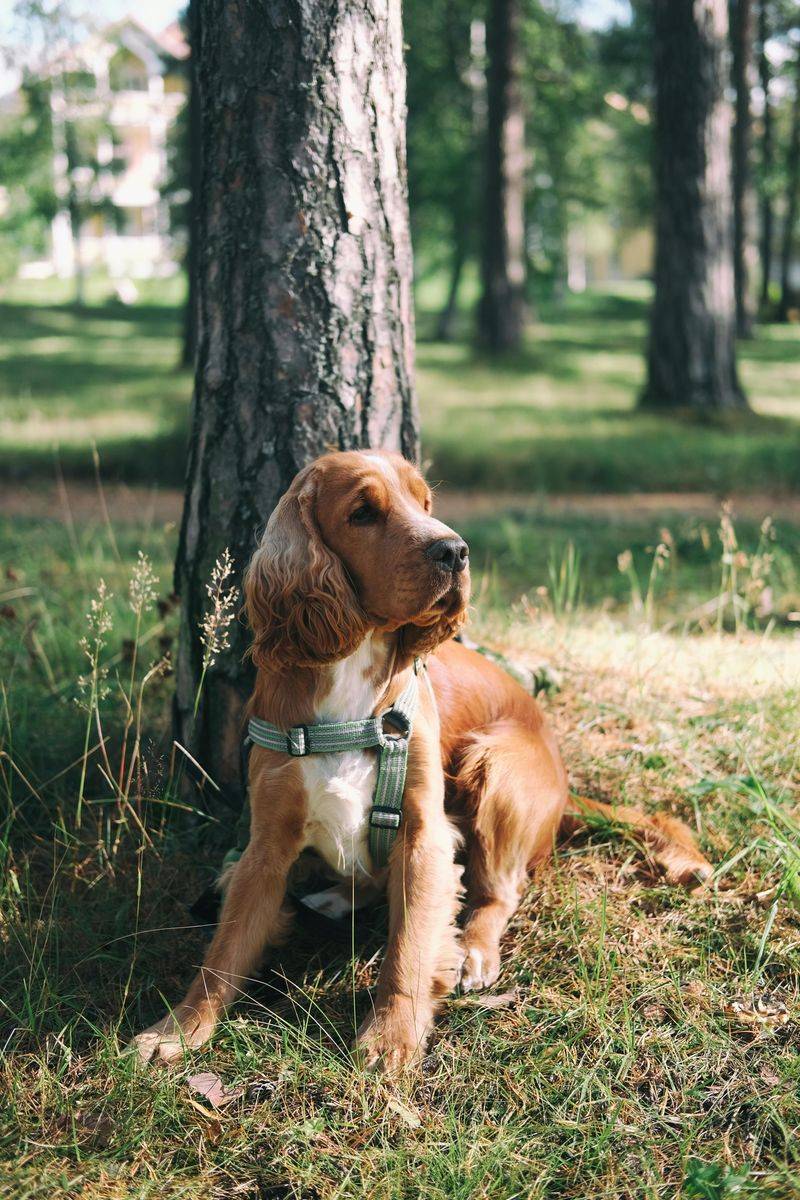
xmin=643 ymin=0 xmax=748 ymax=412
xmin=477 ymin=0 xmax=526 ymax=352
xmin=162 ymin=1 xmax=200 ymax=367
xmin=757 ymin=0 xmax=775 ymax=309
xmin=777 ymin=42 xmax=800 ymax=321
xmin=174 ymin=0 xmax=419 ymax=800
xmin=523 ymin=6 xmax=605 ymax=300
xmin=0 ymin=78 xmax=57 ymax=280
xmin=730 ymin=0 xmax=756 ymax=336
xmin=405 ymin=0 xmax=480 ymax=340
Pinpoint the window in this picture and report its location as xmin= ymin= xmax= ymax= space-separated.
xmin=109 ymin=48 xmax=148 ymax=92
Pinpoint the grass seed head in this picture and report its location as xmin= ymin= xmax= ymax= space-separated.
xmin=129 ymin=551 xmax=159 ymax=615
xmin=199 ymin=548 xmax=238 ymax=669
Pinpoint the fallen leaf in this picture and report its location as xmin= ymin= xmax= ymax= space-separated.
xmin=452 ymin=989 xmax=519 ymax=1010
xmin=386 ymin=1096 xmax=422 ymax=1128
xmin=721 ymin=993 xmax=790 ymax=1030
xmin=188 ymin=1071 xmax=244 ymax=1108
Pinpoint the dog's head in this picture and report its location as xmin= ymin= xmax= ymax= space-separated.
xmin=244 ymin=450 xmax=470 ymax=670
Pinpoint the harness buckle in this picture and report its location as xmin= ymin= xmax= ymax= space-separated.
xmin=286 ymin=725 xmax=310 ymax=757
xmin=370 ymin=805 xmax=402 ymax=830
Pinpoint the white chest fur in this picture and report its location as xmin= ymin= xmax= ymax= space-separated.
xmin=299 ymin=637 xmax=382 ymax=880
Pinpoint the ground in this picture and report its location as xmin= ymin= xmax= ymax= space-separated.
xmin=1 ymin=281 xmax=798 ymax=1199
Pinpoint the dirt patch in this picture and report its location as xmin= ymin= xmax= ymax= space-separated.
xmin=2 ymin=481 xmax=798 ymax=528
xmin=434 ymin=489 xmax=800 ymax=524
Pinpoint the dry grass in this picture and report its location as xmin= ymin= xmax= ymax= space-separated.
xmin=2 ymin=505 xmax=799 ymax=1198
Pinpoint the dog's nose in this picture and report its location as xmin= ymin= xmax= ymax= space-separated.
xmin=425 ymin=536 xmax=469 ymax=574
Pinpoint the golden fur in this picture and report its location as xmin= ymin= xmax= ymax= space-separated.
xmin=135 ymin=450 xmax=712 ymax=1071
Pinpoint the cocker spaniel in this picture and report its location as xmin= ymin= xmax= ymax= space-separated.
xmin=135 ymin=450 xmax=711 ymax=1071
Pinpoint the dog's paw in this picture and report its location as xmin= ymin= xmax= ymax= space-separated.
xmin=458 ymin=944 xmax=501 ymax=993
xmin=132 ymin=1007 xmax=216 ymax=1065
xmin=354 ymin=1003 xmax=432 ymax=1074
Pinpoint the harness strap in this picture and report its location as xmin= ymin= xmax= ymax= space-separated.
xmin=247 ymin=659 xmax=423 ymax=871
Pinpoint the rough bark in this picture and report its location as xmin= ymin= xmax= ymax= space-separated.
xmin=175 ymin=0 xmax=418 ymax=803
xmin=757 ymin=0 xmax=774 ymax=309
xmin=777 ymin=48 xmax=800 ymax=322
xmin=643 ymin=0 xmax=748 ymax=411
xmin=730 ymin=0 xmax=756 ymax=336
xmin=477 ymin=0 xmax=526 ymax=353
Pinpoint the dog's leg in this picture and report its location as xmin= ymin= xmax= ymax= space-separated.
xmin=355 ymin=735 xmax=462 ymax=1072
xmin=455 ymin=719 xmax=567 ymax=992
xmin=134 ymin=763 xmax=305 ymax=1065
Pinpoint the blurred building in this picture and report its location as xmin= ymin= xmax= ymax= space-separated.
xmin=27 ymin=17 xmax=188 ymax=281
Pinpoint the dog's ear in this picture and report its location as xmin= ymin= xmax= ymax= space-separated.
xmin=399 ymin=601 xmax=467 ymax=660
xmin=244 ymin=474 xmax=368 ymax=670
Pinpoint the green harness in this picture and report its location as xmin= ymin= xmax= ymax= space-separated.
xmin=246 ymin=658 xmax=423 ymax=870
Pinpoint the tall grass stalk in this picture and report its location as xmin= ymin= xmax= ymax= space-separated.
xmin=75 ymin=579 xmax=112 ymax=828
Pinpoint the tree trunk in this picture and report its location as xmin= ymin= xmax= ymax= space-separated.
xmin=730 ymin=0 xmax=756 ymax=337
xmin=180 ymin=0 xmax=201 ymax=369
xmin=643 ymin=0 xmax=748 ymax=411
xmin=174 ymin=0 xmax=419 ymax=803
xmin=477 ymin=0 xmax=526 ymax=353
xmin=436 ymin=218 xmax=466 ymax=341
xmin=777 ymin=49 xmax=800 ymax=322
xmin=757 ymin=0 xmax=774 ymax=310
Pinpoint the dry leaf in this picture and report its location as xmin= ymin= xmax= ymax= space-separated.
xmin=386 ymin=1096 xmax=422 ymax=1128
xmin=721 ymin=993 xmax=790 ymax=1030
xmin=188 ymin=1071 xmax=244 ymax=1108
xmin=452 ymin=989 xmax=519 ymax=1010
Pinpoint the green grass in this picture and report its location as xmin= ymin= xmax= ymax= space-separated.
xmin=2 ymin=278 xmax=800 ymax=492
xmin=2 ymin=509 xmax=799 ymax=1197
xmin=418 ymin=288 xmax=800 ymax=494
xmin=0 ymin=275 xmax=191 ymax=484
xmin=1 ymin=283 xmax=799 ymax=1197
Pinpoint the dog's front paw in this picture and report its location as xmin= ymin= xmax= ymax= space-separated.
xmin=458 ymin=942 xmax=501 ymax=993
xmin=132 ymin=1005 xmax=216 ymax=1065
xmin=354 ymin=1000 xmax=433 ymax=1074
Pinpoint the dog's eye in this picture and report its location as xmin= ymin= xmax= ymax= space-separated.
xmin=350 ymin=503 xmax=379 ymax=526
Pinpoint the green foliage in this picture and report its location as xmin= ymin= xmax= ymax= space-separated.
xmin=405 ymin=0 xmax=481 ymax=275
xmin=0 ymin=78 xmax=57 ymax=276
xmin=522 ymin=3 xmax=604 ymax=292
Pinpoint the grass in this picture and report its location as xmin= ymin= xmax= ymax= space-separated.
xmin=1 ymin=282 xmax=799 ymax=1197
xmin=2 ymin=277 xmax=800 ymax=492
xmin=418 ymin=289 xmax=800 ymax=495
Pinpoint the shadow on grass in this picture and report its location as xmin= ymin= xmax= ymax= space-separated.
xmin=0 ymin=355 xmax=185 ymax=398
xmin=0 ymin=426 xmax=190 ymax=487
xmin=0 ymin=300 xmax=183 ymax=341
xmin=425 ymin=405 xmax=800 ymax=494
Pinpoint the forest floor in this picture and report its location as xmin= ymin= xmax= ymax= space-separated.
xmin=1 ymin=283 xmax=799 ymax=1198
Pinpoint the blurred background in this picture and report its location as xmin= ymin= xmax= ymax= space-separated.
xmin=1 ymin=0 xmax=798 ymax=502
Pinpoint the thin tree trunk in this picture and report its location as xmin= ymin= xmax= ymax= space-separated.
xmin=436 ymin=220 xmax=466 ymax=341
xmin=730 ymin=0 xmax=756 ymax=336
xmin=174 ymin=0 xmax=418 ymax=802
xmin=757 ymin=0 xmax=774 ymax=310
xmin=68 ymin=193 xmax=85 ymax=308
xmin=643 ymin=0 xmax=748 ymax=411
xmin=477 ymin=0 xmax=526 ymax=353
xmin=777 ymin=49 xmax=800 ymax=322
xmin=180 ymin=0 xmax=201 ymax=369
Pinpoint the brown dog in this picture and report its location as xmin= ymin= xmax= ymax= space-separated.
xmin=135 ymin=450 xmax=711 ymax=1070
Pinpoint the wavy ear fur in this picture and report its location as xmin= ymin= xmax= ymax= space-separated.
xmin=244 ymin=477 xmax=368 ymax=670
